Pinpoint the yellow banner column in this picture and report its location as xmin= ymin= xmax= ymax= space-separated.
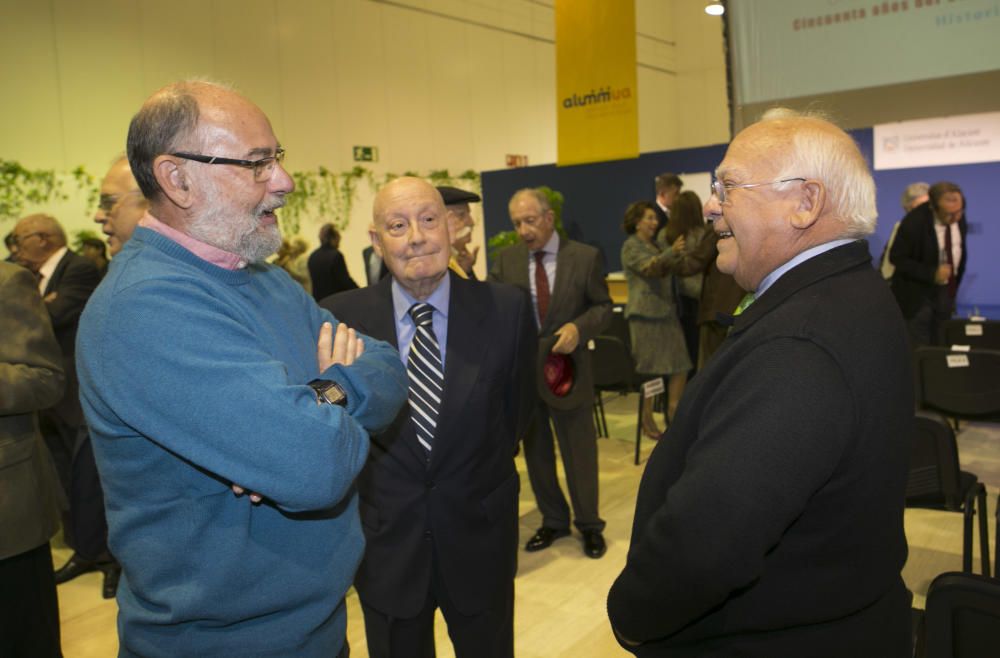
xmin=555 ymin=0 xmax=638 ymax=166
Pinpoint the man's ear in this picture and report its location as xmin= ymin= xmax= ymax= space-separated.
xmin=369 ymin=227 xmax=384 ymax=259
xmin=790 ymin=179 xmax=825 ymax=230
xmin=152 ymin=155 xmax=195 ymax=209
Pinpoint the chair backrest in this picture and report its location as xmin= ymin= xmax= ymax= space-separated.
xmin=906 ymin=411 xmax=964 ymax=509
xmin=915 ymin=347 xmax=1000 ymax=420
xmin=943 ymin=319 xmax=1000 ymax=351
xmin=605 ymin=306 xmax=631 ymax=351
xmin=589 ymin=335 xmax=635 ymax=391
xmin=924 ymin=571 xmax=1000 ymax=658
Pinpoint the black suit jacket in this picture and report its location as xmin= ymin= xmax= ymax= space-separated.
xmin=889 ymin=202 xmax=967 ymax=317
xmin=320 ymin=272 xmax=536 ymax=617
xmin=307 ymin=245 xmax=358 ymax=301
xmin=43 ymin=250 xmax=99 ymax=426
xmin=361 ymin=246 xmax=390 ymax=286
xmin=489 ymin=238 xmax=612 ymax=411
xmin=608 ymin=241 xmax=913 ymax=656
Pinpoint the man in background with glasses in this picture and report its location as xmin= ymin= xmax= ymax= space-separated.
xmin=76 ymin=80 xmax=407 ymax=658
xmin=51 ymin=154 xmax=149 ymax=600
xmin=609 ymin=109 xmax=913 ymax=657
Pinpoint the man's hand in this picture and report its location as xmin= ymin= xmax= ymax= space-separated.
xmin=935 ymin=264 xmax=952 ymax=285
xmin=551 ymin=322 xmax=580 ymax=354
xmin=44 ymin=291 xmax=58 ymax=303
xmin=231 ymin=484 xmax=262 ymax=505
xmin=317 ymin=322 xmax=365 ymax=373
xmin=455 ymin=245 xmax=479 ymax=274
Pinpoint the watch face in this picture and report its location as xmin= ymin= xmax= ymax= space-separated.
xmin=321 ymin=384 xmax=346 ymax=406
xmin=310 ymin=379 xmax=347 ymax=406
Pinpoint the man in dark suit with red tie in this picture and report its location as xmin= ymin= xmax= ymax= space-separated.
xmin=490 ymin=187 xmax=612 ymax=559
xmin=321 ymin=177 xmax=535 ymax=658
xmin=889 ymin=181 xmax=968 ymax=346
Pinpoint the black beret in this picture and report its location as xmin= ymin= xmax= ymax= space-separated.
xmin=436 ymin=186 xmax=481 ymax=206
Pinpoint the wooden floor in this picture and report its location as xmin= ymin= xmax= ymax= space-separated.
xmin=55 ymin=394 xmax=1000 ymax=657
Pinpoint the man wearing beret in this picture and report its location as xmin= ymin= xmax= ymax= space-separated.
xmin=490 ymin=187 xmax=612 ymax=559
xmin=436 ymin=185 xmax=481 ymax=279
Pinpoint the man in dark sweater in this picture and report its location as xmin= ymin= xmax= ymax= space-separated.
xmin=608 ymin=109 xmax=913 ymax=657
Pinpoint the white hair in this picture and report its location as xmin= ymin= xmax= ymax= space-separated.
xmin=758 ymin=108 xmax=877 ymax=238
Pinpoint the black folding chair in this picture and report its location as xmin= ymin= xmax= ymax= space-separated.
xmin=914 ymin=347 xmax=1000 ymax=429
xmin=905 ymin=411 xmax=990 ymax=576
xmin=589 ymin=335 xmax=658 ymax=464
xmin=943 ymin=319 xmax=1000 ymax=351
xmin=922 ymin=571 xmax=1000 ymax=658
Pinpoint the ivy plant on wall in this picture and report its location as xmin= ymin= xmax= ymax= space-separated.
xmin=1 ymin=159 xmax=483 ymax=241
xmin=0 ymin=160 xmax=97 ymax=224
xmin=280 ymin=166 xmax=482 ymax=236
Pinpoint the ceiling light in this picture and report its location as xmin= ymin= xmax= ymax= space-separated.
xmin=705 ymin=2 xmax=725 ymax=16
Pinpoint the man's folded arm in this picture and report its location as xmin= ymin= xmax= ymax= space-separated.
xmin=90 ymin=282 xmax=402 ymax=512
xmin=314 ymin=305 xmax=407 ymax=435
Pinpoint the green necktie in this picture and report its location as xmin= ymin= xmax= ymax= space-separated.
xmin=733 ymin=292 xmax=756 ymax=316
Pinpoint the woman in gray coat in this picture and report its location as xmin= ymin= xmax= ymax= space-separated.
xmin=620 ymin=201 xmax=690 ymax=436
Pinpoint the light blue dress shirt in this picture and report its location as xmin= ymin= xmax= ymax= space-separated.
xmin=756 ymin=238 xmax=856 ymax=297
xmin=391 ymin=274 xmax=450 ymax=370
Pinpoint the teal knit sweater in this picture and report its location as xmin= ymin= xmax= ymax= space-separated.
xmin=77 ymin=227 xmax=407 ymax=657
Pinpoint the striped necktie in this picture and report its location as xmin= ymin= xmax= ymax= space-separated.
xmin=407 ymin=303 xmax=444 ymax=453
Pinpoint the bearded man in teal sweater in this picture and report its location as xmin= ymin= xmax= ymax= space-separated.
xmin=77 ymin=80 xmax=407 ymax=658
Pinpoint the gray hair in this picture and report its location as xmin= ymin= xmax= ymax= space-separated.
xmin=126 ymin=80 xmax=232 ymax=201
xmin=758 ymin=108 xmax=877 ymax=238
xmin=509 ymin=187 xmax=550 ymax=212
xmin=900 ymin=182 xmax=929 ymax=211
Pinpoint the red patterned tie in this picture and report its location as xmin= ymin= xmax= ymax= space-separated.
xmin=534 ymin=251 xmax=550 ymax=324
xmin=944 ymin=224 xmax=957 ymax=298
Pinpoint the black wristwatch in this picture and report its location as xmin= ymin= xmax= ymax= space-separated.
xmin=308 ymin=379 xmax=348 ymax=407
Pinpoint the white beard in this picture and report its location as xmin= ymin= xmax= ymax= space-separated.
xmin=188 ymin=180 xmax=283 ymax=263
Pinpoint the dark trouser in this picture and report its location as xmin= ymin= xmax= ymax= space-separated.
xmin=38 ymin=411 xmax=74 ymax=509
xmin=0 ymin=542 xmax=62 ymax=658
xmin=524 ymin=402 xmax=604 ymax=532
xmin=907 ymin=286 xmax=955 ymax=347
xmin=361 ymin=561 xmax=514 ymax=658
xmin=678 ymin=296 xmax=700 ymax=376
xmin=66 ymin=432 xmax=111 ymax=562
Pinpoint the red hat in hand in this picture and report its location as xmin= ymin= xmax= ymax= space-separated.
xmin=544 ymin=353 xmax=574 ymax=397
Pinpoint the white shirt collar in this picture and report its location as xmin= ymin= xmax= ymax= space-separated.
xmin=37 ymin=246 xmax=68 ymax=294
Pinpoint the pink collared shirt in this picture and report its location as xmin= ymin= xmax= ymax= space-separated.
xmin=139 ymin=212 xmax=246 ymax=270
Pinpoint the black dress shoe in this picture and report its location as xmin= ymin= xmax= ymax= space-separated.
xmin=54 ymin=554 xmax=100 ymax=584
xmin=525 ymin=527 xmax=571 ymax=552
xmin=101 ymin=562 xmax=121 ymax=599
xmin=582 ymin=530 xmax=607 ymax=559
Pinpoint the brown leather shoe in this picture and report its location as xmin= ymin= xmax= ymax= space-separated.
xmin=525 ymin=527 xmax=570 ymax=552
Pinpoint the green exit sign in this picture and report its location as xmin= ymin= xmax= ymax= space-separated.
xmin=353 ymin=146 xmax=379 ymax=162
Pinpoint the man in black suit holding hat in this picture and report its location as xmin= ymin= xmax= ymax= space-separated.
xmin=490 ymin=187 xmax=612 ymax=558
